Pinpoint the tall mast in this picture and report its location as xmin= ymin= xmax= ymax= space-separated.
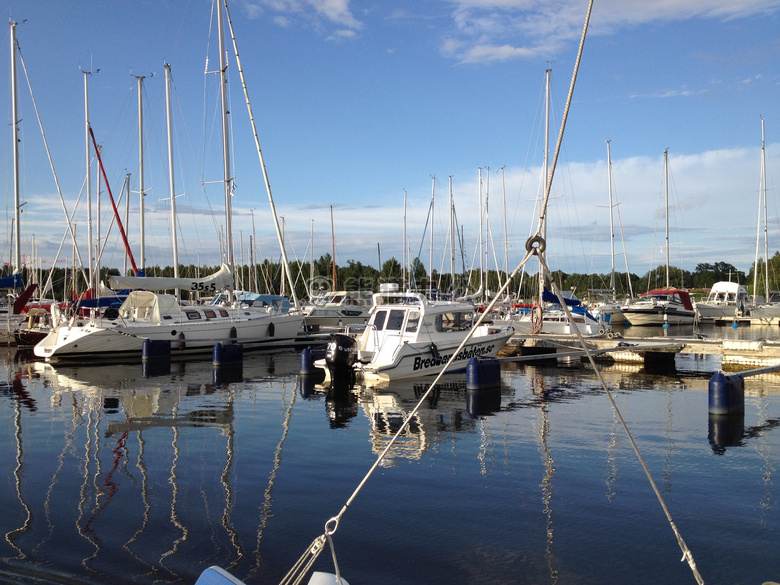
xmin=164 ymin=64 xmax=180 ymax=292
xmin=501 ymin=166 xmax=508 ymax=293
xmin=84 ymin=70 xmax=94 ymax=292
xmin=478 ymin=167 xmax=484 ymax=296
xmin=221 ymin=0 xmax=300 ymax=309
xmin=136 ymin=74 xmax=146 ymax=272
xmin=403 ymin=189 xmax=407 ymax=290
xmin=607 ymin=140 xmax=616 ymax=295
xmin=449 ymin=176 xmax=455 ymax=297
xmin=540 ymin=68 xmax=551 ymax=301
xmin=762 ymin=117 xmax=769 ymax=301
xmin=10 ymin=22 xmax=21 ymax=276
xmin=216 ymin=2 xmax=234 ymax=268
xmin=429 ymin=176 xmax=435 ymax=295
xmin=310 ymin=219 xmax=314 ymax=297
xmin=330 ymin=205 xmax=337 ymax=289
xmin=664 ymin=149 xmax=670 ymax=288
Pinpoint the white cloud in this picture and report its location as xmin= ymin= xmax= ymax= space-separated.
xmin=241 ymin=0 xmax=362 ymax=32
xmin=439 ymin=0 xmax=780 ymax=64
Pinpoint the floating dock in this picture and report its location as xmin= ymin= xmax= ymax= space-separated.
xmin=501 ymin=333 xmax=780 ymax=371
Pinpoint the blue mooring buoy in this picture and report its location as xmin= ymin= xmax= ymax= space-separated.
xmin=466 ymin=357 xmax=501 ymax=390
xmin=708 ymin=371 xmax=745 ymax=415
xmin=142 ymin=338 xmax=171 ymax=361
xmin=213 ymin=342 xmax=244 ymax=366
xmin=732 ymin=320 xmax=738 ymax=329
xmin=300 ymin=347 xmax=327 ymax=375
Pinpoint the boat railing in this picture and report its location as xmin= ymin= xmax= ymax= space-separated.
xmin=371 ymin=290 xmax=428 ymax=306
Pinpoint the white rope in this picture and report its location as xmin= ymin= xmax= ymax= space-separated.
xmin=279 ymin=1 xmax=703 ymax=583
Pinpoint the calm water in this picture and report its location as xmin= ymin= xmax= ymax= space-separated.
xmin=0 ymin=324 xmax=778 ymax=585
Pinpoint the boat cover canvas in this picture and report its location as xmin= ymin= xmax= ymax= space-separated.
xmin=109 ymin=263 xmax=234 ymax=292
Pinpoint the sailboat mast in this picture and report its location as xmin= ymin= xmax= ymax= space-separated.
xmin=607 ymin=140 xmax=616 ymax=295
xmin=502 ymin=166 xmax=508 ymax=293
xmin=449 ymin=176 xmax=455 ymax=296
xmin=762 ymin=117 xmax=769 ymax=301
xmin=310 ymin=219 xmax=314 ymax=297
xmin=330 ymin=205 xmax=337 ymax=289
xmin=84 ymin=70 xmax=94 ymax=292
xmin=403 ymin=189 xmax=407 ymax=290
xmin=216 ymin=3 xmax=234 ymax=269
xmin=540 ymin=68 xmax=551 ymax=301
xmin=429 ymin=176 xmax=435 ymax=296
xmin=10 ymin=22 xmax=22 ymax=277
xmin=664 ymin=149 xmax=670 ymax=288
xmin=137 ymin=74 xmax=146 ymax=272
xmin=221 ymin=0 xmax=300 ymax=309
xmin=478 ymin=167 xmax=484 ymax=296
xmin=164 ymin=64 xmax=180 ymax=287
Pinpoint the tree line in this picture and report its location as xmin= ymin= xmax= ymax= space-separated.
xmin=5 ymin=254 xmax=780 ymax=303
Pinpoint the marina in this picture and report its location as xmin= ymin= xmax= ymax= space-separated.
xmin=0 ymin=2 xmax=778 ymax=584
xmin=1 ymin=322 xmax=778 ymax=585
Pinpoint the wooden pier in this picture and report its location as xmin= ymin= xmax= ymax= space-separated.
xmin=501 ymin=333 xmax=780 ymax=371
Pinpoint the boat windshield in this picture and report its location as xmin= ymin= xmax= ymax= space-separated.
xmin=435 ymin=311 xmax=473 ymax=332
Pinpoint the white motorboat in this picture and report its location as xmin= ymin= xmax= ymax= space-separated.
xmin=622 ymin=287 xmax=696 ymax=326
xmin=694 ymin=281 xmax=751 ymax=322
xmin=316 ymin=284 xmax=514 ymax=384
xmin=302 ymin=290 xmax=373 ymax=329
xmin=33 ymin=289 xmax=305 ymax=361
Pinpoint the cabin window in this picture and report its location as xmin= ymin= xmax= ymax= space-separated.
xmin=204 ymin=310 xmax=217 ymax=319
xmin=436 ymin=311 xmax=473 ymax=332
xmin=405 ymin=311 xmax=420 ymax=332
xmin=185 ymin=311 xmax=202 ymax=320
xmin=386 ymin=309 xmax=406 ymax=331
xmin=372 ymin=310 xmax=387 ymax=331
xmin=219 ymin=309 xmax=229 ymax=318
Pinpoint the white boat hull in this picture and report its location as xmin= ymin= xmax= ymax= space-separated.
xmin=622 ymin=308 xmax=696 ymax=326
xmin=34 ymin=312 xmax=305 ymax=361
xmin=356 ymin=327 xmax=514 ymax=381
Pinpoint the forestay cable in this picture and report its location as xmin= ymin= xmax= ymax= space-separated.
xmin=278 ymin=1 xmax=703 ymax=584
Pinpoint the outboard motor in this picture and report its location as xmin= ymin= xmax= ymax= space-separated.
xmin=325 ymin=333 xmax=357 ymax=387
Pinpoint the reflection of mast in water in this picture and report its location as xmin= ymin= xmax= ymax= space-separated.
xmin=531 ymin=368 xmax=558 ymax=583
xmin=535 ymin=403 xmax=558 ymax=584
xmin=662 ymin=389 xmax=676 ymax=493
xmin=248 ymin=383 xmax=297 ymax=579
xmin=605 ymin=409 xmax=618 ymax=503
xmin=756 ymin=394 xmax=775 ymax=525
xmin=40 ymin=394 xmax=81 ymax=551
xmin=160 ymin=426 xmax=188 ymax=565
xmin=77 ymin=398 xmax=100 ymax=560
xmin=5 ymin=395 xmax=31 ymax=558
xmin=124 ymin=432 xmax=154 ymax=571
xmin=220 ymin=391 xmax=242 ymax=568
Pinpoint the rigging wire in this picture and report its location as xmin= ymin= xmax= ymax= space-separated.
xmin=277 ymin=2 xmax=704 ymax=584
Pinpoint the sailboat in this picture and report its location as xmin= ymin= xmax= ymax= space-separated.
xmin=622 ymin=150 xmax=696 ymax=326
xmin=589 ymin=140 xmax=633 ymax=325
xmin=34 ymin=3 xmax=305 ymax=361
xmin=743 ymin=118 xmax=779 ymax=322
xmin=510 ymin=68 xmax=607 ymax=337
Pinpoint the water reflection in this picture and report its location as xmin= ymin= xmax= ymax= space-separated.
xmin=0 ymin=347 xmax=777 ymax=585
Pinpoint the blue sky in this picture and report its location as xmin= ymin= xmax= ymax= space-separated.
xmin=2 ymin=0 xmax=779 ymax=287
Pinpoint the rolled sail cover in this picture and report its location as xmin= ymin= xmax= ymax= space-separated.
xmin=109 ymin=263 xmax=234 ymax=292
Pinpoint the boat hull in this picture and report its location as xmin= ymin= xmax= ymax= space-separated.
xmin=34 ymin=313 xmax=306 ymax=361
xmin=622 ymin=307 xmax=696 ymax=326
xmin=356 ymin=327 xmax=514 ymax=382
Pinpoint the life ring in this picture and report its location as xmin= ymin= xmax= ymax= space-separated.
xmin=525 ymin=235 xmax=546 ymax=256
xmin=530 ymin=303 xmax=543 ymax=334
